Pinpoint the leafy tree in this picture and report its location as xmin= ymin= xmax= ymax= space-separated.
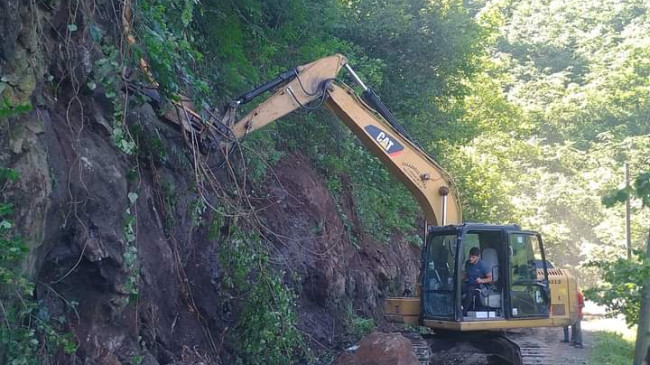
xmin=589 ymin=168 xmax=650 ymax=363
xmin=585 ymin=169 xmax=650 ymax=324
xmin=338 ymin=0 xmax=492 ymax=146
xmin=447 ymin=0 xmax=650 ymax=287
xmin=584 ymin=250 xmax=649 ymax=326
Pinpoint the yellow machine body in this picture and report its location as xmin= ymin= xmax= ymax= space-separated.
xmin=385 ymin=267 xmax=579 ymax=331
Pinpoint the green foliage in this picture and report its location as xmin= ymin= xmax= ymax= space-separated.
xmin=188 ymin=199 xmax=206 ymax=226
xmin=147 ymin=133 xmax=168 ymax=162
xmin=339 ymin=0 xmax=491 ymax=146
xmin=436 ymin=133 xmax=519 ymax=224
xmin=603 ymin=171 xmax=650 ymax=208
xmin=590 ymin=331 xmax=635 ymax=365
xmin=241 ymin=129 xmax=286 ymax=184
xmin=135 ymin=0 xmax=208 ymax=101
xmin=91 ymin=44 xmax=137 ymax=155
xmin=638 ymin=172 xmax=650 ymax=207
xmin=238 ymin=273 xmax=302 ymax=363
xmin=584 ymin=250 xmax=650 ymax=326
xmin=131 ymin=354 xmax=144 ymax=365
xmin=0 ymin=168 xmax=20 ymax=182
xmin=452 ymin=0 xmax=650 ymax=277
xmin=344 ymin=303 xmax=375 ymax=340
xmin=218 ymin=226 xmax=305 ymax=364
xmin=1 ymin=299 xmax=78 ymax=364
xmin=0 ymin=99 xmax=32 ymax=118
xmin=160 ymin=179 xmax=177 ymax=233
xmin=207 ymin=211 xmax=224 ymax=242
xmin=335 ymin=203 xmax=359 ymax=248
xmin=493 ymin=0 xmax=650 ymax=142
xmin=194 ymin=0 xmax=348 ymax=99
xmin=594 ymin=155 xmax=650 ymax=326
xmin=129 ymin=124 xmax=168 ymax=163
xmin=347 ymin=149 xmax=418 ymax=243
xmin=0 ymin=201 xmax=27 ymax=286
xmin=113 ymin=127 xmax=137 ymax=155
xmin=448 ymin=133 xmax=650 ymax=287
xmin=123 ymin=192 xmax=140 ymax=303
xmin=0 ymin=168 xmax=78 ymax=364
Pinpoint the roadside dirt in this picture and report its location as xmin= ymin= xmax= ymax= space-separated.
xmin=539 ymin=301 xmax=636 ymax=365
xmin=537 ymin=326 xmax=590 ymax=365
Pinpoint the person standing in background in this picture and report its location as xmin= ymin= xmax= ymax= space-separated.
xmin=561 ymin=289 xmax=585 ymax=348
xmin=572 ymin=290 xmax=585 ymax=348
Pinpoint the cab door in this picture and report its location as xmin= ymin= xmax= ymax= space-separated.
xmin=507 ymin=231 xmax=550 ymax=318
xmin=421 ymin=232 xmax=459 ymax=320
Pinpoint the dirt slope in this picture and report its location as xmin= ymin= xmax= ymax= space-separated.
xmin=260 ymin=153 xmax=421 ymax=347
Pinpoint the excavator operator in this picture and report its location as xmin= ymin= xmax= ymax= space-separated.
xmin=462 ymin=247 xmax=493 ymax=315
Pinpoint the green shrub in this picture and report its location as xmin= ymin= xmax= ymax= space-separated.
xmin=591 ymin=331 xmax=634 ymax=365
xmin=344 ymin=303 xmax=375 ymax=340
xmin=219 ymin=226 xmax=306 ymax=364
xmin=0 ymin=168 xmax=78 ymax=364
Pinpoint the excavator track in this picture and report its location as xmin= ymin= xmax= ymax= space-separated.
xmin=502 ymin=332 xmax=552 ymax=365
xmin=403 ymin=329 xmax=552 ymax=365
xmin=400 ymin=331 xmax=432 ymax=365
xmin=478 ymin=331 xmax=551 ymax=365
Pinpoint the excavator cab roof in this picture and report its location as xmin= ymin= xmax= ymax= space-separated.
xmin=428 ymin=223 xmax=525 ymax=234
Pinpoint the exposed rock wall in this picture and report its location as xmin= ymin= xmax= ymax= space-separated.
xmin=0 ymin=1 xmax=421 ymax=364
xmin=258 ymin=154 xmax=421 ymax=347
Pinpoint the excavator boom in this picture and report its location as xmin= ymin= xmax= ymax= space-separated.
xmin=324 ymin=84 xmax=460 ymax=226
xmin=212 ymin=54 xmax=461 ymax=226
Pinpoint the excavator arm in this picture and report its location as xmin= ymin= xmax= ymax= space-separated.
xmin=324 ymin=83 xmax=460 ymax=226
xmin=163 ymin=54 xmax=461 ymax=226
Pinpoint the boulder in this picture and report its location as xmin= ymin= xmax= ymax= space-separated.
xmin=334 ymin=332 xmax=419 ymax=365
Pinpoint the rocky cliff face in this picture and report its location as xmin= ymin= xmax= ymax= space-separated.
xmin=0 ymin=1 xmax=420 ymax=363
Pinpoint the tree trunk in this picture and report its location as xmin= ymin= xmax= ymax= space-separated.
xmin=634 ymin=230 xmax=650 ymax=365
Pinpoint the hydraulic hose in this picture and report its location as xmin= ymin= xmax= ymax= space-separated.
xmin=361 ymin=88 xmax=420 ymax=148
xmin=235 ymin=68 xmax=299 ymax=105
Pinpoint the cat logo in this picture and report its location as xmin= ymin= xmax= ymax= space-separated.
xmin=364 ymin=125 xmax=404 ymax=157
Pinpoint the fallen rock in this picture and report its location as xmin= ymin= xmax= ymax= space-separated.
xmin=334 ymin=332 xmax=419 ymax=365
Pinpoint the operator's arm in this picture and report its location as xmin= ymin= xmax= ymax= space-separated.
xmin=477 ymin=273 xmax=492 ymax=284
xmin=477 ymin=262 xmax=492 ymax=284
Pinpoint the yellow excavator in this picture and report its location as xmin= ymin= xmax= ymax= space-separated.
xmin=142 ymin=54 xmax=581 ymax=364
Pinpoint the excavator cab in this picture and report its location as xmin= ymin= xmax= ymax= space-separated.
xmin=407 ymin=223 xmax=551 ymax=330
